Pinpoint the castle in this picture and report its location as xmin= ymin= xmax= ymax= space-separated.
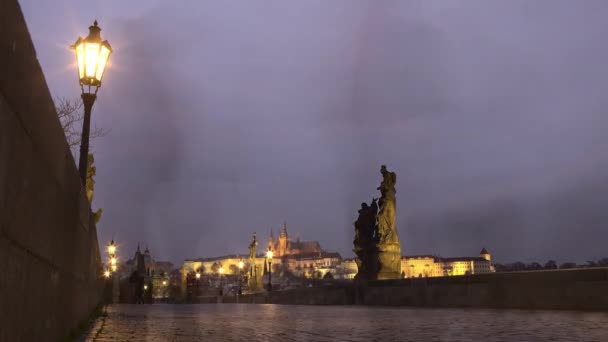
xmin=181 ymin=225 xmax=496 ymax=293
xmin=400 ymin=248 xmax=494 ymax=278
xmin=268 ymin=224 xmax=322 ymax=257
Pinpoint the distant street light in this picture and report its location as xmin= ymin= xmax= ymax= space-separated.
xmin=107 ymin=240 xmax=116 ymax=255
xmin=71 ymin=20 xmax=112 ymax=185
xmin=195 ymin=271 xmax=201 ymax=298
xmin=144 ymin=284 xmax=148 ymax=290
xmin=238 ymin=260 xmax=244 ymax=295
xmin=219 ymin=267 xmax=224 ymax=296
xmin=266 ymin=248 xmax=274 ymax=291
xmin=104 ymin=270 xmax=111 ymax=278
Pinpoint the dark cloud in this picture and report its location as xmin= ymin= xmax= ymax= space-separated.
xmin=20 ymin=0 xmax=608 ymax=264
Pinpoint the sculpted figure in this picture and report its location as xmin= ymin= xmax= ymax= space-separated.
xmin=248 ymin=233 xmax=259 ymax=290
xmin=86 ymin=154 xmax=96 ymax=203
xmin=353 ymin=199 xmax=378 ymax=247
xmin=86 ymin=153 xmax=103 ymax=224
xmin=353 ymin=164 xmax=401 ymax=280
xmin=353 ymin=198 xmax=379 ymax=280
xmin=376 ymin=165 xmax=397 ymax=244
xmin=248 ymin=233 xmax=258 ymax=260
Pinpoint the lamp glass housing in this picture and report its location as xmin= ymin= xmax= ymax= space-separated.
xmin=72 ymin=21 xmax=112 ymax=92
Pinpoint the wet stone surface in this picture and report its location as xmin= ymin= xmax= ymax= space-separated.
xmin=81 ymin=304 xmax=608 ymax=342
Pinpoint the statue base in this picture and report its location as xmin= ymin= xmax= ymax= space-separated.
xmin=353 ymin=246 xmax=379 ymax=281
xmin=377 ymin=242 xmax=402 ymax=280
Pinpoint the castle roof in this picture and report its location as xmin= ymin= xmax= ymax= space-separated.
xmin=285 ymin=251 xmax=342 ymax=261
xmin=290 ymin=240 xmax=321 ymax=253
xmin=440 ymin=257 xmax=488 ymax=262
xmin=185 ymin=254 xmax=245 ymax=262
xmin=403 ymin=255 xmax=441 ymax=261
xmin=480 ymin=248 xmax=489 ymax=255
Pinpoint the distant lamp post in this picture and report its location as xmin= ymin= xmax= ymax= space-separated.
xmin=238 ymin=260 xmax=244 ymax=295
xmin=104 ymin=270 xmax=111 ymax=278
xmin=195 ymin=271 xmax=201 ymax=297
xmin=107 ymin=240 xmax=116 ymax=255
xmin=266 ymin=248 xmax=274 ymax=291
xmin=144 ymin=284 xmax=148 ymax=291
xmin=106 ymin=239 xmax=118 ymax=276
xmin=219 ymin=267 xmax=224 ymax=296
xmin=71 ymin=20 xmax=112 ymax=185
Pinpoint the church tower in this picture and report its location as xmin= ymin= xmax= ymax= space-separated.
xmin=268 ymin=228 xmax=276 ymax=253
xmin=480 ymin=248 xmax=491 ymax=261
xmin=278 ymin=223 xmax=289 ymax=257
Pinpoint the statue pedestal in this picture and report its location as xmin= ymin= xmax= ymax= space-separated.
xmin=353 ymin=246 xmax=379 ymax=281
xmin=377 ymin=242 xmax=401 ymax=280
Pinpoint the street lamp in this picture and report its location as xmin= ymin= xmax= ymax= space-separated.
xmin=104 ymin=239 xmax=118 ymax=303
xmin=71 ymin=20 xmax=112 ymax=185
xmin=238 ymin=260 xmax=244 ymax=295
xmin=195 ymin=271 xmax=201 ymax=298
xmin=266 ymin=247 xmax=274 ymax=291
xmin=219 ymin=267 xmax=224 ymax=296
xmin=107 ymin=240 xmax=116 ymax=255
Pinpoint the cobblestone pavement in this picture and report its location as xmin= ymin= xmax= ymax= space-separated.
xmin=81 ymin=304 xmax=608 ymax=342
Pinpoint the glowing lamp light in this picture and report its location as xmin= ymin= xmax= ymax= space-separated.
xmin=266 ymin=249 xmax=274 ymax=259
xmin=219 ymin=267 xmax=224 ymax=275
xmin=111 ymin=264 xmax=117 ymax=272
xmin=72 ymin=20 xmax=112 ymax=93
xmin=110 ymin=257 xmax=117 ymax=266
xmin=104 ymin=270 xmax=110 ymax=278
xmin=107 ymin=240 xmax=116 ymax=255
xmin=144 ymin=284 xmax=148 ymax=290
xmin=195 ymin=272 xmax=201 ymax=279
xmin=162 ymin=280 xmax=167 ymax=286
xmin=238 ymin=261 xmax=244 ymax=269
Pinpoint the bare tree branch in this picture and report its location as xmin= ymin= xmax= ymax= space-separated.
xmin=55 ymin=96 xmax=110 ymax=150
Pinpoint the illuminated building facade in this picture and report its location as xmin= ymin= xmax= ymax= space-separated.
xmin=401 ymin=248 xmax=495 ymax=278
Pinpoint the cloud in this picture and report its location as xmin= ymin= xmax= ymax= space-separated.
xmin=20 ymin=0 xmax=608 ymax=264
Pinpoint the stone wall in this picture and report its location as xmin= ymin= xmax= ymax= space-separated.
xmin=203 ymin=268 xmax=608 ymax=310
xmin=357 ymin=268 xmax=608 ymax=310
xmin=0 ymin=1 xmax=104 ymax=341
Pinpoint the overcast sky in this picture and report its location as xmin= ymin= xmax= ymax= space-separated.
xmin=20 ymin=0 xmax=608 ymax=265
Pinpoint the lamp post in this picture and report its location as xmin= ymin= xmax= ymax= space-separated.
xmin=71 ymin=20 xmax=112 ymax=186
xmin=238 ymin=260 xmax=244 ymax=296
xmin=106 ymin=240 xmax=118 ymax=303
xmin=219 ymin=267 xmax=224 ymax=296
xmin=195 ymin=271 xmax=201 ymax=298
xmin=266 ymin=247 xmax=273 ymax=291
